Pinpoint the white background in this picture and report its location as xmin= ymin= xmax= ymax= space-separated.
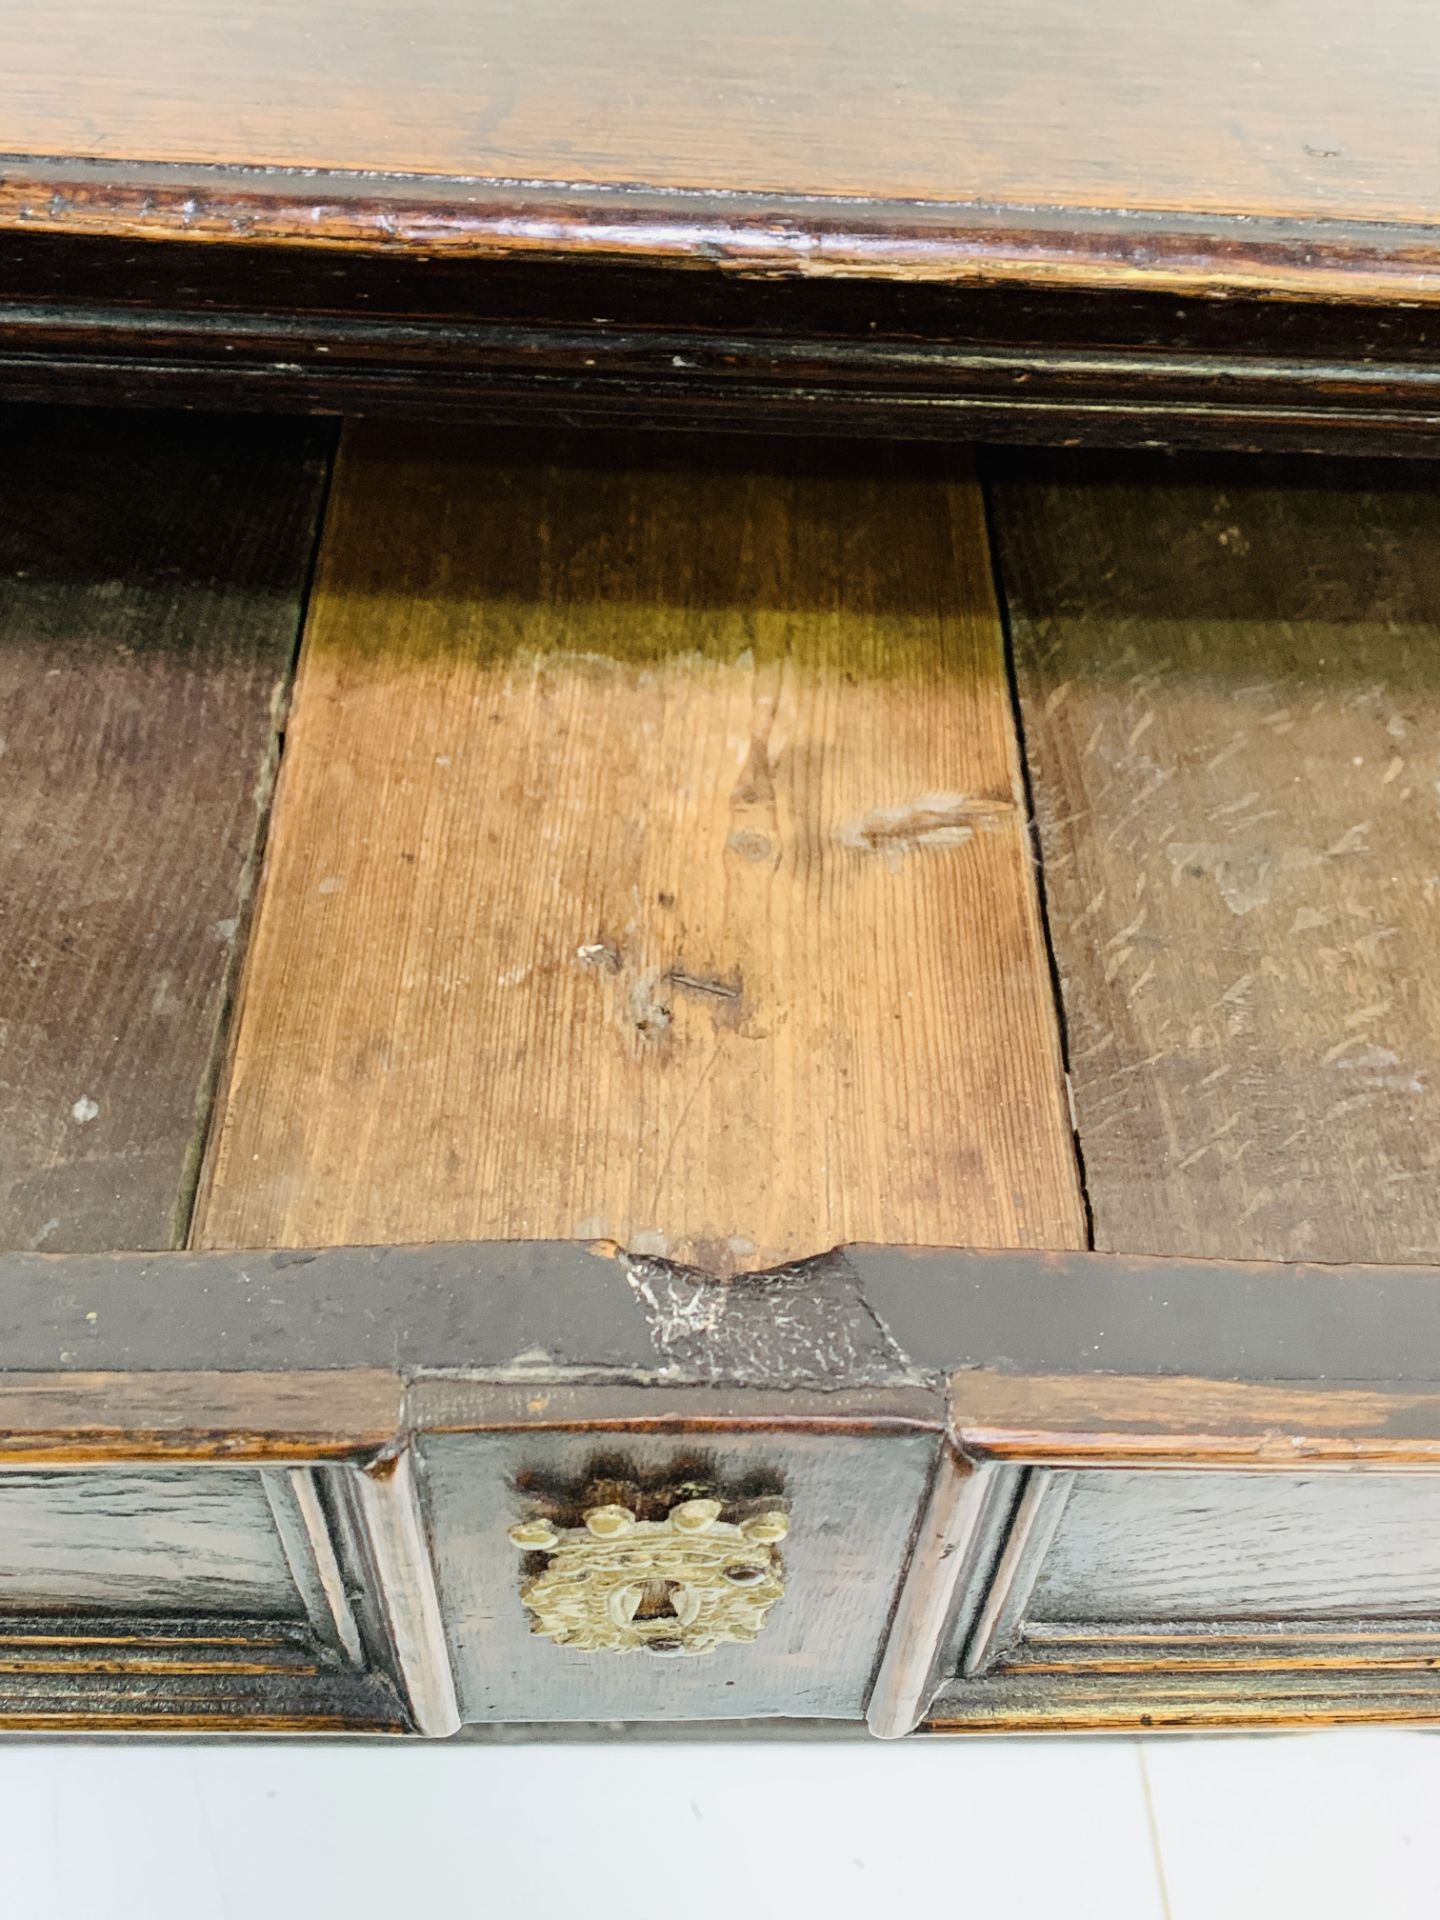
xmin=3 ymin=1731 xmax=1437 ymax=1918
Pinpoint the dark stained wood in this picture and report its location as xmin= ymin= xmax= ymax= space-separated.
xmin=1028 ymin=1472 xmax=1440 ymax=1622
xmin=421 ymin=1418 xmax=937 ymax=1726
xmin=0 ymin=1614 xmax=407 ymax=1734
xmin=959 ymin=1470 xmax=1075 ymax=1676
xmin=8 ymin=167 xmax=1440 ymax=309
xmin=3 ymin=1244 xmax=1440 ymax=1733
xmin=0 ymin=1470 xmax=300 ymax=1614
xmin=866 ymin=1449 xmax=1013 ymax=1738
xmin=4 ymin=6 xmax=1440 ymax=449
xmin=8 ymin=235 xmax=1440 ymax=456
xmin=11 ymin=1240 xmax=1440 ymax=1389
xmin=929 ymin=1367 xmax=1440 ymax=1732
xmin=994 ymin=455 xmax=1440 ymax=1263
xmin=0 ymin=409 xmax=330 ymax=1254
xmin=1010 ymin=1624 xmax=1440 ymax=1673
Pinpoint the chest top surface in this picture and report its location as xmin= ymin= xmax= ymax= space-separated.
xmin=2 ymin=0 xmax=1439 ymax=301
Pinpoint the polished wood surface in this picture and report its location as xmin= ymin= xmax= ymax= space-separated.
xmin=5 ymin=3 xmax=1440 ymax=450
xmin=996 ymin=453 xmax=1440 ymax=1264
xmin=196 ymin=428 xmax=1082 ymax=1268
xmin=0 ymin=410 xmax=328 ymax=1254
xmin=5 ymin=0 xmax=1439 ymax=278
xmin=9 ymin=237 xmax=1440 ymax=456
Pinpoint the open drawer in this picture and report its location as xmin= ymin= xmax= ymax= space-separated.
xmin=4 ymin=409 xmax=1440 ymax=1736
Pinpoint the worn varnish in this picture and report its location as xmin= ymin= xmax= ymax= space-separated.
xmin=994 ymin=455 xmax=1440 ymax=1263
xmin=2 ymin=1235 xmax=1440 ymax=1732
xmin=422 ymin=1419 xmax=937 ymax=1724
xmin=196 ymin=427 xmax=1082 ymax=1269
xmin=929 ymin=1668 xmax=1440 ymax=1735
xmin=12 ymin=242 xmax=1440 ymax=461
xmin=0 ymin=409 xmax=329 ymax=1254
xmin=5 ymin=0 xmax=1440 ymax=298
xmin=6 ymin=3 xmax=1440 ymax=450
xmin=1029 ymin=1472 xmax=1440 ymax=1623
xmin=0 ymin=1471 xmax=300 ymax=1615
xmin=0 ymin=0 xmax=1428 ymax=217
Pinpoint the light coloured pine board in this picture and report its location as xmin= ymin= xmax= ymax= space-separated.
xmin=197 ymin=428 xmax=1082 ymax=1270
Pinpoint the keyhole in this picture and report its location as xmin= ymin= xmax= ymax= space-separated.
xmin=634 ymin=1578 xmax=681 ymax=1620
xmin=608 ymin=1577 xmax=702 ymax=1636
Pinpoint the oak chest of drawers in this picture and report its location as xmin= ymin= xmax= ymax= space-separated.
xmin=4 ymin=0 xmax=1440 ymax=1741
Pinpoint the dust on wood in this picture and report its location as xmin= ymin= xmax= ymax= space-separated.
xmin=0 ymin=409 xmax=329 ymax=1253
xmin=994 ymin=453 xmax=1440 ymax=1263
xmin=197 ymin=428 xmax=1083 ymax=1270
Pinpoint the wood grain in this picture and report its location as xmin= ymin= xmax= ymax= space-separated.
xmin=9 ymin=242 xmax=1440 ymax=461
xmin=952 ymin=1370 xmax=1440 ymax=1468
xmin=1012 ymin=1629 xmax=1440 ymax=1674
xmin=928 ymin=1667 xmax=1440 ymax=1734
xmin=994 ymin=455 xmax=1440 ymax=1263
xmin=3 ymin=0 xmax=1438 ymax=236
xmin=7 ymin=3 xmax=1440 ymax=455
xmin=196 ymin=427 xmax=1082 ymax=1269
xmin=0 ymin=1371 xmax=403 ymax=1464
xmin=1029 ymin=1471 xmax=1440 ymax=1623
xmin=421 ymin=1424 xmax=937 ymax=1724
xmin=866 ymin=1453 xmax=1014 ymax=1738
xmin=0 ymin=1470 xmax=300 ymax=1615
xmin=0 ymin=408 xmax=329 ymax=1254
xmin=346 ymin=1451 xmax=461 ymax=1736
xmin=0 ymin=1613 xmax=407 ymax=1732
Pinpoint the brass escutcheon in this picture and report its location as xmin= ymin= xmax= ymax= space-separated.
xmin=509 ymin=1495 xmax=789 ymax=1655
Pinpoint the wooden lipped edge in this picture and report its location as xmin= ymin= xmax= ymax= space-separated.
xmin=7 ymin=1241 xmax=1440 ymax=1387
xmin=0 ymin=1370 xmax=404 ymax=1466
xmin=949 ymin=1371 xmax=1440 ymax=1471
xmin=5 ymin=161 xmax=1440 ymax=303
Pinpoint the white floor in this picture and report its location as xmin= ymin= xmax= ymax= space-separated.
xmin=3 ymin=1732 xmax=1436 ymax=1918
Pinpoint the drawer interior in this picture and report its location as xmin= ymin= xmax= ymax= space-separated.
xmin=12 ymin=418 xmax=1438 ymax=1272
xmin=4 ymin=408 xmax=1440 ymax=1733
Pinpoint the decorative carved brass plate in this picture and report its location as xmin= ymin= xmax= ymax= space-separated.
xmin=509 ymin=1496 xmax=789 ymax=1655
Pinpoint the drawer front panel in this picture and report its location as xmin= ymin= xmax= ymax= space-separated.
xmin=422 ymin=1426 xmax=938 ymax=1724
xmin=0 ymin=1461 xmax=411 ymax=1732
xmin=1029 ymin=1470 xmax=1440 ymax=1623
xmin=929 ymin=1461 xmax=1440 ymax=1733
xmin=0 ymin=1469 xmax=302 ymax=1616
xmin=6 ymin=1257 xmax=1440 ymax=1738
